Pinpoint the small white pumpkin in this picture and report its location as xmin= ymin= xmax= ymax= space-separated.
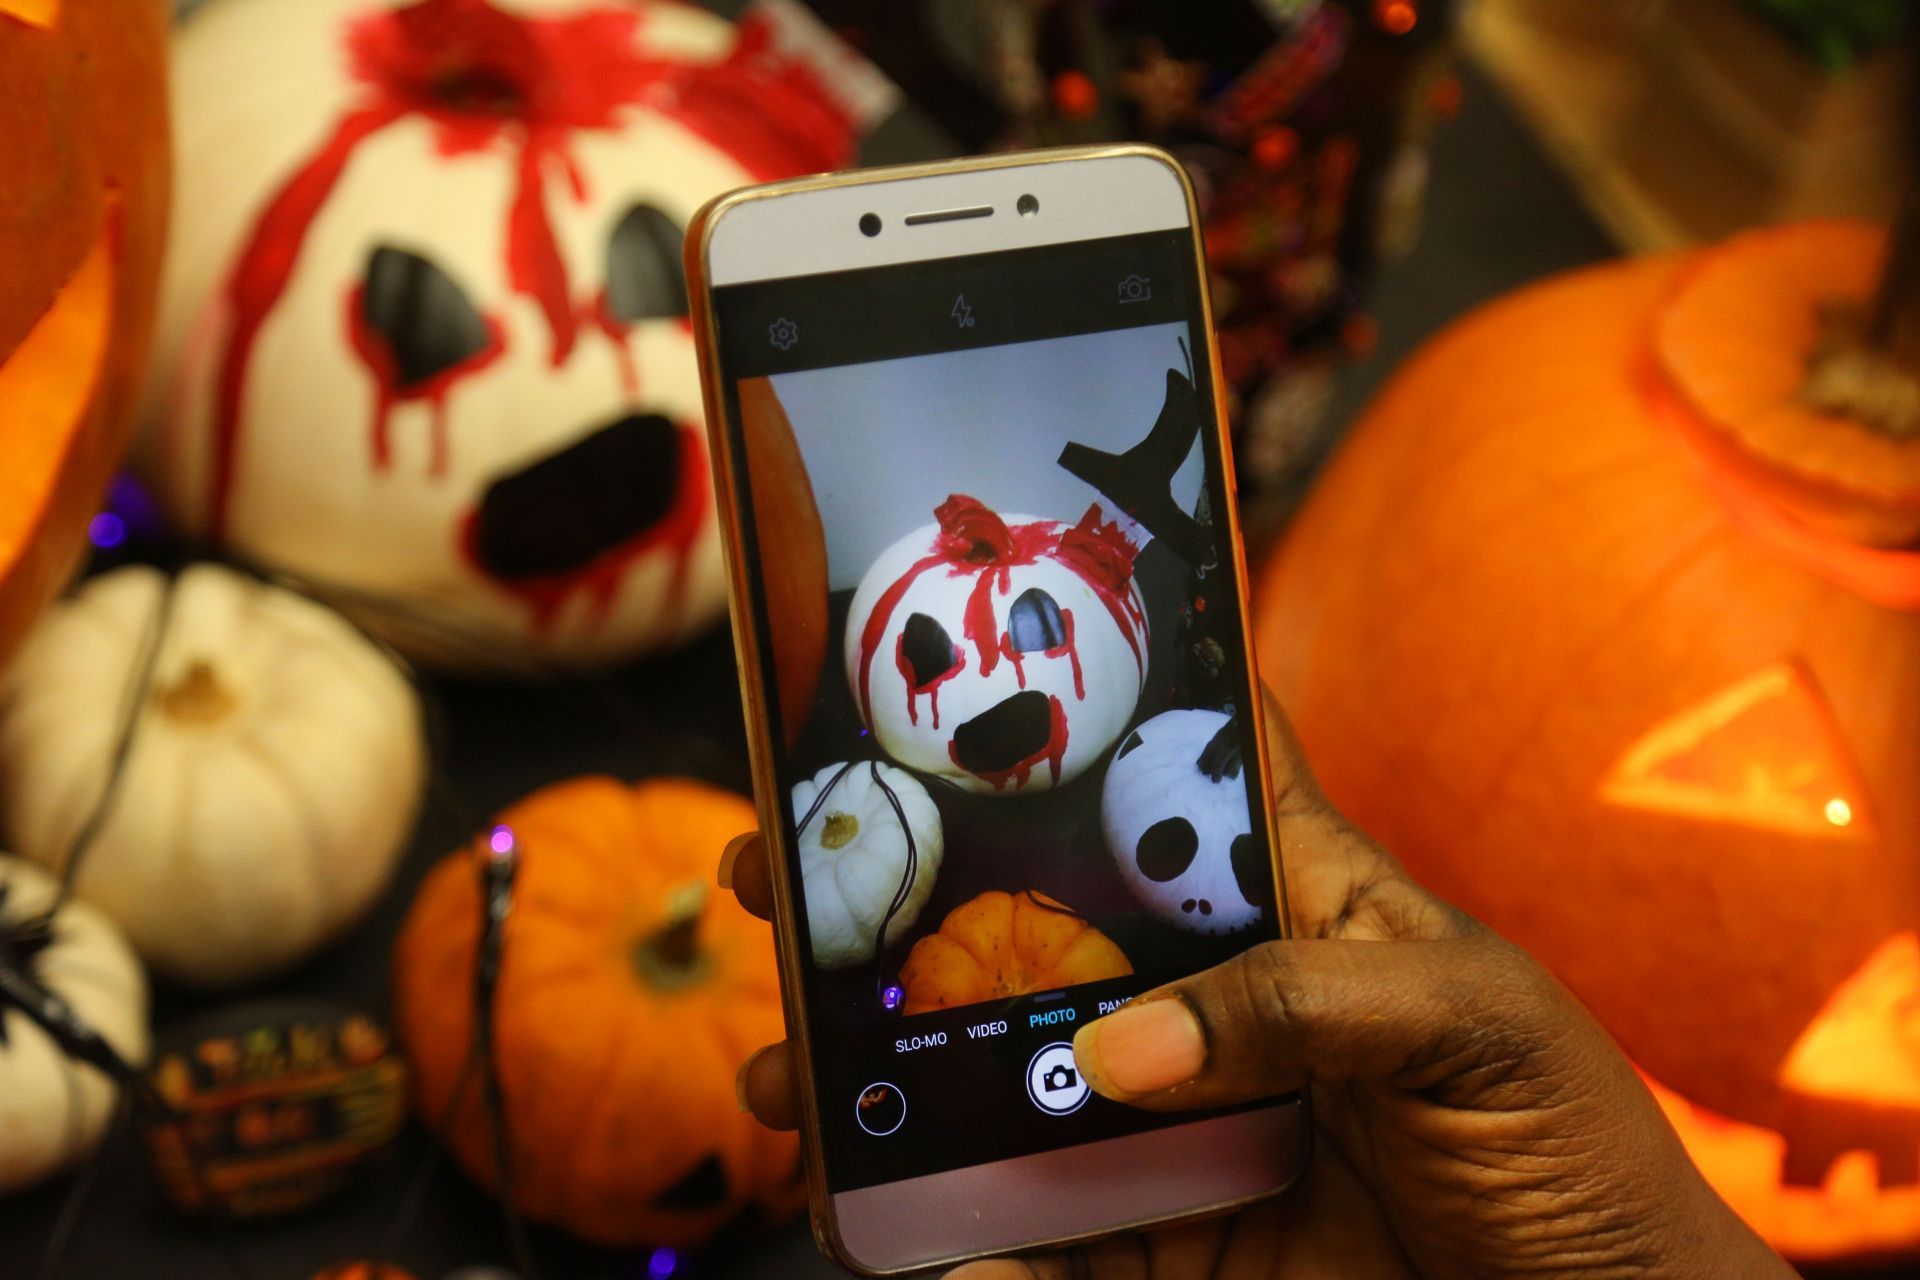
xmin=0 ymin=855 xmax=149 ymax=1195
xmin=0 ymin=564 xmax=426 ymax=988
xmin=1101 ymin=708 xmax=1272 ymax=935
xmin=792 ymin=761 xmax=944 ymax=970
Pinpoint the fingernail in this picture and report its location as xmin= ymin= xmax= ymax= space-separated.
xmin=1074 ymin=998 xmax=1205 ymax=1099
xmin=735 ymin=1049 xmax=758 ymax=1113
xmin=718 ymin=833 xmax=753 ymax=890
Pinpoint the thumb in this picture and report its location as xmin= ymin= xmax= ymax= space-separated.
xmin=1072 ymin=933 xmax=1580 ymax=1112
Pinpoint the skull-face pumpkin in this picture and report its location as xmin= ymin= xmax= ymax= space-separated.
xmin=145 ymin=0 xmax=856 ymax=670
xmin=845 ymin=496 xmax=1148 ymax=795
xmin=0 ymin=0 xmax=168 ymax=665
xmin=1102 ymin=708 xmax=1269 ymax=935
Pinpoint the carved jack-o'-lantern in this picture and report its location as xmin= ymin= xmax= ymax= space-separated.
xmin=845 ymin=495 xmax=1149 ymax=795
xmin=1258 ymin=221 xmax=1920 ymax=1262
xmin=145 ymin=0 xmax=855 ymax=670
xmin=1102 ymin=708 xmax=1268 ymax=935
xmin=0 ymin=0 xmax=168 ymax=666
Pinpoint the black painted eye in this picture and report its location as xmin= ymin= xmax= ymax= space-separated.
xmin=1232 ymin=834 xmax=1274 ymax=910
xmin=1007 ymin=588 xmax=1066 ymax=652
xmin=359 ymin=245 xmax=492 ymax=389
xmin=653 ymin=1153 xmax=729 ymax=1210
xmin=1136 ymin=817 xmax=1198 ymax=882
xmin=606 ymin=202 xmax=688 ymax=323
xmin=900 ymin=613 xmax=960 ymax=688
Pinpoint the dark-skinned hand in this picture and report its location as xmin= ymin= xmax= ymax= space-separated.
xmin=718 ymin=692 xmax=1794 ymax=1280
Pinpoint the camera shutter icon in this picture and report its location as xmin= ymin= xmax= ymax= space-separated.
xmin=1027 ymin=1042 xmax=1091 ymax=1115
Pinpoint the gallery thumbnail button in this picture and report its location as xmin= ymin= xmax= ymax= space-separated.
xmin=855 ymin=1081 xmax=906 ymax=1136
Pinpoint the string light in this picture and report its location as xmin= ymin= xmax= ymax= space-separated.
xmin=1374 ymin=0 xmax=1418 ymax=35
xmin=647 ymin=1246 xmax=681 ymax=1279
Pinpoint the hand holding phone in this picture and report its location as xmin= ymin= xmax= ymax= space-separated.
xmin=723 ymin=694 xmax=1798 ymax=1280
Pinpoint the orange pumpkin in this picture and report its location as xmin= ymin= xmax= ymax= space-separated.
xmin=1257 ymin=220 xmax=1920 ymax=1262
xmin=899 ymin=890 xmax=1133 ymax=1016
xmin=310 ymin=1265 xmax=416 ymax=1280
xmin=737 ymin=376 xmax=829 ymax=745
xmin=0 ymin=0 xmax=169 ymax=665
xmin=392 ymin=777 xmax=799 ymax=1248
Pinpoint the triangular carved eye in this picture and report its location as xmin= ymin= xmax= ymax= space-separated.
xmin=1008 ymin=588 xmax=1065 ymax=652
xmin=900 ymin=613 xmax=960 ymax=688
xmin=358 ymin=245 xmax=493 ymax=389
xmin=606 ymin=202 xmax=688 ymax=323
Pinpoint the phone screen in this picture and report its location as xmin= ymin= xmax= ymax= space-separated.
xmin=714 ymin=227 xmax=1284 ymax=1195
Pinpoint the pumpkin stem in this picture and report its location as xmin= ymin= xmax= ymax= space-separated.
xmin=820 ymin=812 xmax=859 ymax=850
xmin=634 ymin=880 xmax=714 ymax=992
xmin=155 ymin=661 xmax=238 ymax=725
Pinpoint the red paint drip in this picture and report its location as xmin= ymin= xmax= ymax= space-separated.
xmin=856 ymin=552 xmax=948 ymax=726
xmin=948 ymin=694 xmax=1071 ymax=792
xmin=1050 ymin=608 xmax=1084 ymax=700
xmin=345 ymin=284 xmax=507 ymax=475
xmin=1055 ymin=504 xmax=1148 ymax=680
xmin=589 ymin=289 xmax=640 ymax=401
xmin=204 ymin=0 xmax=859 ymax=537
xmin=894 ymin=632 xmax=962 ymax=730
xmin=457 ymin=420 xmax=710 ymax=633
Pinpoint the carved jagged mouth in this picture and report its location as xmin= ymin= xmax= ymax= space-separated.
xmin=470 ymin=412 xmax=681 ymax=580
xmin=951 ymin=691 xmax=1052 ymax=775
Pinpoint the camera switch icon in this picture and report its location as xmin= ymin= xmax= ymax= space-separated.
xmin=1116 ymin=274 xmax=1151 ymax=304
xmin=1026 ymin=1042 xmax=1091 ymax=1115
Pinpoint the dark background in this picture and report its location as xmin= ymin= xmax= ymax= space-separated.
xmin=0 ymin=57 xmax=1653 ymax=1280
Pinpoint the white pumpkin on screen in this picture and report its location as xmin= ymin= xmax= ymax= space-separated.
xmin=0 ymin=564 xmax=426 ymax=988
xmin=844 ymin=495 xmax=1149 ymax=795
xmin=1102 ymin=708 xmax=1272 ymax=935
xmin=791 ymin=761 xmax=944 ymax=970
xmin=142 ymin=0 xmax=860 ymax=671
xmin=0 ymin=856 xmax=149 ymax=1195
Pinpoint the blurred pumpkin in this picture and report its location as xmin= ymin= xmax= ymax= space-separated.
xmin=0 ymin=855 xmax=148 ymax=1195
xmin=0 ymin=0 xmax=169 ymax=667
xmin=0 ymin=563 xmax=425 ymax=989
xmin=142 ymin=1000 xmax=406 ymax=1217
xmin=143 ymin=0 xmax=858 ymax=673
xmin=1258 ymin=220 xmax=1920 ymax=1262
xmin=737 ymin=377 xmax=829 ymax=744
xmin=899 ymin=889 xmax=1132 ymax=1015
xmin=310 ymin=1264 xmax=416 ymax=1280
xmin=392 ymin=777 xmax=799 ymax=1248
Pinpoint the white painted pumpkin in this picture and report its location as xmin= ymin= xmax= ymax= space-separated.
xmin=0 ymin=856 xmax=149 ymax=1195
xmin=791 ymin=761 xmax=944 ymax=970
xmin=142 ymin=0 xmax=860 ymax=671
xmin=844 ymin=495 xmax=1149 ymax=795
xmin=1101 ymin=708 xmax=1271 ymax=935
xmin=0 ymin=564 xmax=425 ymax=988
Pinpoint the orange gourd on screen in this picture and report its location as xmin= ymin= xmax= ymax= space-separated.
xmin=899 ymin=890 xmax=1133 ymax=1015
xmin=1256 ymin=220 xmax=1920 ymax=1262
xmin=0 ymin=0 xmax=168 ymax=664
xmin=392 ymin=777 xmax=799 ymax=1247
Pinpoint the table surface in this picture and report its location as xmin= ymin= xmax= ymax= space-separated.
xmin=5 ymin=51 xmax=1744 ymax=1280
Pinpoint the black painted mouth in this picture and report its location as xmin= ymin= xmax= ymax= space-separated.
xmin=471 ymin=412 xmax=680 ymax=580
xmin=951 ymin=690 xmax=1052 ymax=774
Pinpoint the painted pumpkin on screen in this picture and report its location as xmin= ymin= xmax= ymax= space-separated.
xmin=1257 ymin=220 xmax=1920 ymax=1262
xmin=393 ymin=777 xmax=799 ymax=1247
xmin=0 ymin=0 xmax=168 ymax=666
xmin=145 ymin=0 xmax=857 ymax=672
xmin=1102 ymin=708 xmax=1269 ymax=936
xmin=846 ymin=496 xmax=1149 ymax=794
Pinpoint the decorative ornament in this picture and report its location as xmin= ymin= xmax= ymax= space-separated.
xmin=792 ymin=761 xmax=944 ymax=971
xmin=1102 ymin=709 xmax=1270 ymax=935
xmin=145 ymin=0 xmax=859 ymax=672
xmin=845 ymin=496 xmax=1148 ymax=795
xmin=0 ymin=855 xmax=148 ymax=1195
xmin=0 ymin=563 xmax=426 ymax=988
xmin=142 ymin=1000 xmax=406 ymax=1217
xmin=0 ymin=0 xmax=169 ymax=666
xmin=898 ymin=890 xmax=1132 ymax=1016
xmin=1259 ymin=219 xmax=1920 ymax=1262
xmin=393 ymin=777 xmax=800 ymax=1247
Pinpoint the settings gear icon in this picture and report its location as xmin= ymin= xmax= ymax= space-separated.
xmin=768 ymin=317 xmax=800 ymax=351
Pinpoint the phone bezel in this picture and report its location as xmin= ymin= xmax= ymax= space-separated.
xmin=687 ymin=144 xmax=1306 ymax=1277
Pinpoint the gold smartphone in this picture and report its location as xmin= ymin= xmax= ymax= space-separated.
xmin=687 ymin=145 xmax=1306 ymax=1276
